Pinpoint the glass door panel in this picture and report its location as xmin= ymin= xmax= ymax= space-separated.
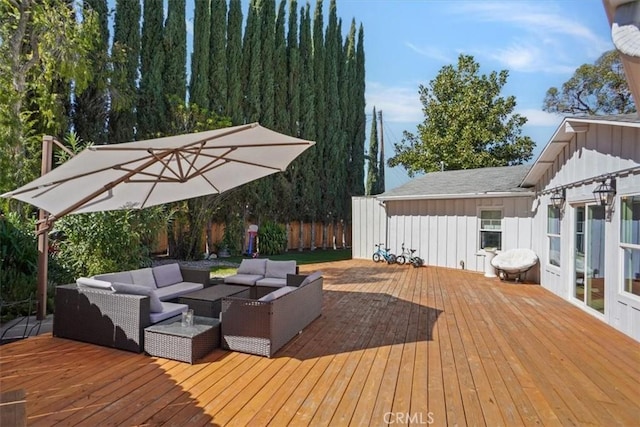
xmin=586 ymin=205 xmax=605 ymax=313
xmin=574 ymin=207 xmax=585 ymax=300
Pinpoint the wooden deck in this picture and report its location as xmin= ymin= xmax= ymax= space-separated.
xmin=1 ymin=260 xmax=639 ymax=426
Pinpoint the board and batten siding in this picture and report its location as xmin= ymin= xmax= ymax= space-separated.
xmin=352 ymin=195 xmax=535 ymax=277
xmin=532 ymin=122 xmax=640 ymax=341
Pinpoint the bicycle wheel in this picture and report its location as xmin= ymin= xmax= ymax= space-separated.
xmin=412 ymin=257 xmax=423 ymax=267
xmin=396 ymin=255 xmax=406 ymax=265
xmin=387 ymin=254 xmax=397 ymax=264
xmin=372 ymin=253 xmax=381 ymax=262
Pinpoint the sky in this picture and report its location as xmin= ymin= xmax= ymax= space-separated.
xmin=319 ymin=0 xmax=614 ymax=190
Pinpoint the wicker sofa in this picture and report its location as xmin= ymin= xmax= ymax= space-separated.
xmin=220 ymin=271 xmax=323 ymax=357
xmin=53 ymin=264 xmax=209 ymax=353
xmin=223 ymin=258 xmax=297 ymax=288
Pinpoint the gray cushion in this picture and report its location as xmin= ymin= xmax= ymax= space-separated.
xmin=130 ymin=267 xmax=157 ymax=289
xmin=152 ymin=263 xmax=183 ymax=288
xmin=265 ymin=260 xmax=296 ymax=279
xmin=255 ymin=277 xmax=288 ymax=288
xmin=150 ymin=302 xmax=188 ymax=324
xmin=224 ymin=274 xmax=263 ymax=286
xmin=237 ymin=258 xmax=267 ymax=275
xmin=112 ymin=282 xmax=164 ymax=313
xmin=94 ymin=270 xmax=132 ymax=284
xmin=77 ymin=277 xmax=113 ymax=290
xmin=153 ymin=281 xmax=204 ymax=301
xmin=258 ymin=286 xmax=296 ymax=302
xmin=299 ymin=271 xmax=323 ymax=287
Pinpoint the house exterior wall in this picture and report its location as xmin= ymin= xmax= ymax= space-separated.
xmin=352 ymin=195 xmax=535 ymax=277
xmin=532 ymin=123 xmax=640 ymax=341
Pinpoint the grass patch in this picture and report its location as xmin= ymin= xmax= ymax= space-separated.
xmin=210 ymin=248 xmax=351 ymax=276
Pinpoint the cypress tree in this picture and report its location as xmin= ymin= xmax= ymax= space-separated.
xmin=163 ymin=0 xmax=187 ymax=108
xmin=209 ymin=0 xmax=227 ymax=115
xmin=73 ymin=0 xmax=109 ymax=145
xmin=287 ymin=0 xmax=300 ymax=136
xmin=226 ymin=0 xmax=243 ymax=124
xmin=242 ymin=0 xmax=262 ymax=123
xmin=138 ymin=0 xmax=165 ymax=139
xmin=354 ymin=24 xmax=366 ymax=195
xmin=343 ymin=19 xmax=364 ymax=197
xmin=366 ymin=107 xmax=379 ymax=195
xmin=273 ymin=0 xmax=288 ymax=133
xmin=190 ymin=0 xmax=210 ymax=109
xmin=109 ymin=0 xmax=140 ymax=143
xmin=261 ymin=0 xmax=276 ymax=128
xmin=312 ymin=0 xmax=325 ymax=146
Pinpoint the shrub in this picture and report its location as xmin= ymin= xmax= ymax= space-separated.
xmin=258 ymin=221 xmax=287 ymax=256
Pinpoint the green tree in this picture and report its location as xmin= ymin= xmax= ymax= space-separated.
xmin=286 ymin=0 xmax=300 ymax=136
xmin=0 ymin=0 xmax=99 ymax=206
xmin=389 ymin=54 xmax=534 ymax=175
xmin=209 ymin=0 xmax=227 ymax=115
xmin=226 ymin=0 xmax=243 ymax=124
xmin=353 ymin=24 xmax=366 ymax=195
xmin=274 ymin=0 xmax=289 ymax=133
xmin=138 ymin=0 xmax=165 ymax=139
xmin=543 ymin=50 xmax=635 ymax=115
xmin=242 ymin=0 xmax=262 ymax=123
xmin=260 ymin=0 xmax=276 ymax=128
xmin=109 ymin=0 xmax=140 ymax=144
xmin=73 ymin=0 xmax=109 ymax=146
xmin=163 ymin=0 xmax=187 ymax=108
xmin=366 ymin=107 xmax=380 ymax=195
xmin=190 ymin=0 xmax=210 ymax=109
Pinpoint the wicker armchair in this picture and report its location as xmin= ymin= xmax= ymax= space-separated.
xmin=220 ymin=275 xmax=323 ymax=357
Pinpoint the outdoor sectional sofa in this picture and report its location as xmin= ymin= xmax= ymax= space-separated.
xmin=223 ymin=258 xmax=298 ymax=288
xmin=220 ymin=271 xmax=323 ymax=357
xmin=53 ymin=263 xmax=210 ymax=353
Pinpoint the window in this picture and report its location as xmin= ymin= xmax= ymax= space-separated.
xmin=621 ymin=195 xmax=640 ymax=297
xmin=480 ymin=210 xmax=502 ymax=250
xmin=547 ymin=206 xmax=561 ymax=267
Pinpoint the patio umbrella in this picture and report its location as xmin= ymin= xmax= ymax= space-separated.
xmin=2 ymin=123 xmax=315 ymax=219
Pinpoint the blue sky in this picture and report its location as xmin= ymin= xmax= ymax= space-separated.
xmin=323 ymin=0 xmax=614 ymax=189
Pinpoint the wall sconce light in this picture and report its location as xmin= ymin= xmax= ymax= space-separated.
xmin=593 ymin=177 xmax=616 ymax=207
xmin=550 ymin=188 xmax=565 ymax=209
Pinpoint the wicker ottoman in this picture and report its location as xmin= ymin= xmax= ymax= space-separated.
xmin=144 ymin=316 xmax=220 ymax=363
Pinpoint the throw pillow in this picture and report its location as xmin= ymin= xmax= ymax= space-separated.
xmin=152 ymin=263 xmax=183 ymax=288
xmin=237 ymin=258 xmax=267 ymax=275
xmin=77 ymin=277 xmax=113 ymax=290
xmin=112 ymin=282 xmax=164 ymax=313
xmin=299 ymin=271 xmax=323 ymax=287
xmin=258 ymin=286 xmax=296 ymax=302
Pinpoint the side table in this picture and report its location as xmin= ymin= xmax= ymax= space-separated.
xmin=144 ymin=316 xmax=220 ymax=363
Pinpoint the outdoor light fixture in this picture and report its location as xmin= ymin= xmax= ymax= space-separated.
xmin=593 ymin=177 xmax=616 ymax=207
xmin=550 ymin=188 xmax=565 ymax=209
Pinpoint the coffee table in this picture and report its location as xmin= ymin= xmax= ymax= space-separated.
xmin=144 ymin=315 xmax=220 ymax=363
xmin=178 ymin=284 xmax=251 ymax=318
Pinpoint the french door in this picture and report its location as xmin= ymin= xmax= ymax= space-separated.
xmin=574 ymin=204 xmax=606 ymax=314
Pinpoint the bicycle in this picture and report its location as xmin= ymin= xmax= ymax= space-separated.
xmin=372 ymin=243 xmax=397 ymax=264
xmin=396 ymin=243 xmax=424 ymax=268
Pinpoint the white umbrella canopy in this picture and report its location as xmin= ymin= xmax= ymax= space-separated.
xmin=2 ymin=123 xmax=315 ymax=218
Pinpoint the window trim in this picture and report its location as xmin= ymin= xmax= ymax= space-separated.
xmin=547 ymin=205 xmax=561 ymax=268
xmin=620 ymin=194 xmax=640 ymax=298
xmin=478 ymin=208 xmax=503 ymax=250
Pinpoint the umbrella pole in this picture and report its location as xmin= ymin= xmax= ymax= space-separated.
xmin=36 ymin=136 xmax=53 ymax=320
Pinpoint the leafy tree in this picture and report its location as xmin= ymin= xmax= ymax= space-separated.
xmin=389 ymin=54 xmax=534 ymax=175
xmin=274 ymin=0 xmax=289 ymax=133
xmin=242 ymin=0 xmax=262 ymax=123
xmin=109 ymin=0 xmax=140 ymax=144
xmin=138 ymin=0 xmax=165 ymax=139
xmin=226 ymin=0 xmax=243 ymax=124
xmin=190 ymin=0 xmax=210 ymax=109
xmin=209 ymin=0 xmax=227 ymax=115
xmin=543 ymin=50 xmax=635 ymax=115
xmin=73 ymin=0 xmax=109 ymax=146
xmin=260 ymin=0 xmax=276 ymax=128
xmin=286 ymin=0 xmax=300 ymax=136
xmin=163 ymin=0 xmax=187 ymax=108
xmin=0 ymin=0 xmax=99 ymax=210
xmin=366 ymin=107 xmax=380 ymax=195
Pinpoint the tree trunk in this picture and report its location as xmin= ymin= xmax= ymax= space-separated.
xmin=298 ymin=219 xmax=303 ymax=251
xmin=310 ymin=220 xmax=316 ymax=250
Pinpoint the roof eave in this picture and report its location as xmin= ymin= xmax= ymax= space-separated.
xmin=377 ymin=191 xmax=535 ymax=202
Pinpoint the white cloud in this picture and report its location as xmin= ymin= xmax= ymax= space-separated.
xmin=365 ymin=81 xmax=423 ymax=123
xmin=517 ymin=108 xmax=564 ymax=127
xmin=447 ymin=1 xmax=612 ymax=73
xmin=405 ymin=42 xmax=453 ymax=64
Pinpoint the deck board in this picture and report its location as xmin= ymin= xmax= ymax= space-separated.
xmin=1 ymin=260 xmax=639 ymax=426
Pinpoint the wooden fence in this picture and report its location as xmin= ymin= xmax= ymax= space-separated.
xmin=153 ymin=221 xmax=352 ymax=255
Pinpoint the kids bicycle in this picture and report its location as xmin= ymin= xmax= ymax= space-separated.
xmin=396 ymin=243 xmax=424 ymax=268
xmin=372 ymin=243 xmax=397 ymax=264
